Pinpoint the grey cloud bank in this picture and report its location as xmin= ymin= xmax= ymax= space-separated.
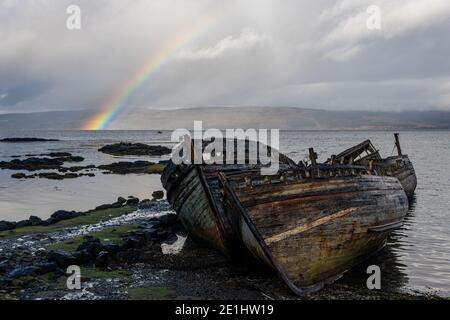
xmin=0 ymin=0 xmax=449 ymax=119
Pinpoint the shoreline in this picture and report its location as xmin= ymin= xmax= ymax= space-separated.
xmin=0 ymin=198 xmax=445 ymax=300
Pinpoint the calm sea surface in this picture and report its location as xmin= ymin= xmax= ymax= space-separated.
xmin=0 ymin=130 xmax=449 ymax=296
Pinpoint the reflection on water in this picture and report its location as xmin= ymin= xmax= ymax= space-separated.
xmin=338 ymin=199 xmax=418 ymax=294
xmin=0 ymin=130 xmax=173 ymax=220
xmin=338 ymin=239 xmax=410 ymax=293
xmin=0 ymin=171 xmax=164 ymax=221
xmin=0 ymin=129 xmax=450 ymax=296
xmin=389 ymin=194 xmax=450 ymax=295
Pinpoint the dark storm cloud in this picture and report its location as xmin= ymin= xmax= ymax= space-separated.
xmin=0 ymin=80 xmax=49 ymax=107
xmin=1 ymin=0 xmax=450 ymax=119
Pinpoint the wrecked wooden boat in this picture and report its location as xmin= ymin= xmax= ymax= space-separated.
xmin=327 ymin=134 xmax=417 ymax=199
xmin=161 ymin=138 xmax=297 ymax=256
xmin=162 ymin=136 xmax=410 ymax=294
xmin=219 ymin=165 xmax=409 ymax=294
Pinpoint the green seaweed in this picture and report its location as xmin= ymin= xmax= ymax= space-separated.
xmin=143 ymin=163 xmax=166 ymax=174
xmin=47 ymin=224 xmax=139 ymax=252
xmin=10 ymin=272 xmax=66 ymax=288
xmin=128 ymin=286 xmax=176 ymax=300
xmin=81 ymin=267 xmax=132 ymax=280
xmin=0 ymin=206 xmax=135 ymax=240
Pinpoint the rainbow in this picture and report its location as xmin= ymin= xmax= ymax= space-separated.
xmin=83 ymin=17 xmax=213 ymax=130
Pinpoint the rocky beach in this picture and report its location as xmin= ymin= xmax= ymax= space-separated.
xmin=0 ymin=195 xmax=443 ymax=300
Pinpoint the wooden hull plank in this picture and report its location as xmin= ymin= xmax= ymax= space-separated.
xmin=220 ymin=173 xmax=409 ymax=294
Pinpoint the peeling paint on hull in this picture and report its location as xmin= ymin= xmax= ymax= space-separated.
xmin=374 ymin=155 xmax=417 ymax=199
xmin=220 ymin=171 xmax=409 ymax=294
xmin=161 ymin=141 xmax=297 ymax=256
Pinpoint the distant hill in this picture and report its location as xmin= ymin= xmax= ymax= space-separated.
xmin=113 ymin=107 xmax=450 ymax=130
xmin=0 ymin=110 xmax=93 ymax=131
xmin=1 ymin=107 xmax=450 ymax=130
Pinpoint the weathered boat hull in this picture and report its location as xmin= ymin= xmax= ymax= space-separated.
xmin=161 ymin=139 xmax=297 ymax=256
xmin=374 ymin=155 xmax=417 ymax=199
xmin=220 ymin=170 xmax=409 ymax=294
xmin=162 ymin=162 xmax=261 ymax=256
xmin=327 ymin=135 xmax=417 ymax=200
xmin=163 ymin=163 xmax=228 ymax=253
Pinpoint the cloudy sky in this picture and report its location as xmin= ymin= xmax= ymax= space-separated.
xmin=1 ymin=0 xmax=450 ymax=116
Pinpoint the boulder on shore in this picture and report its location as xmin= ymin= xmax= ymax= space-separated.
xmin=152 ymin=190 xmax=164 ymax=200
xmin=0 ymin=221 xmax=16 ymax=232
xmin=76 ymin=236 xmax=104 ymax=258
xmin=95 ymin=201 xmax=123 ymax=210
xmin=126 ymin=197 xmax=140 ymax=206
xmin=0 ymin=210 xmax=85 ymax=232
xmin=47 ymin=210 xmax=82 ymax=224
xmin=28 ymin=215 xmax=43 ymax=226
xmin=7 ymin=266 xmax=40 ymax=279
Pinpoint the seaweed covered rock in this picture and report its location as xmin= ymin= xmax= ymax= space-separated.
xmin=37 ymin=172 xmax=79 ymax=180
xmin=45 ymin=152 xmax=72 ymax=157
xmin=57 ymin=155 xmax=84 ymax=163
xmin=47 ymin=250 xmax=78 ymax=267
xmin=0 ymin=157 xmax=64 ymax=171
xmin=58 ymin=165 xmax=96 ymax=173
xmin=98 ymin=142 xmax=171 ymax=156
xmin=0 ymin=155 xmax=84 ymax=171
xmin=76 ymin=236 xmax=104 ymax=259
xmin=98 ymin=161 xmax=164 ymax=175
xmin=11 ymin=173 xmax=27 ymax=179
